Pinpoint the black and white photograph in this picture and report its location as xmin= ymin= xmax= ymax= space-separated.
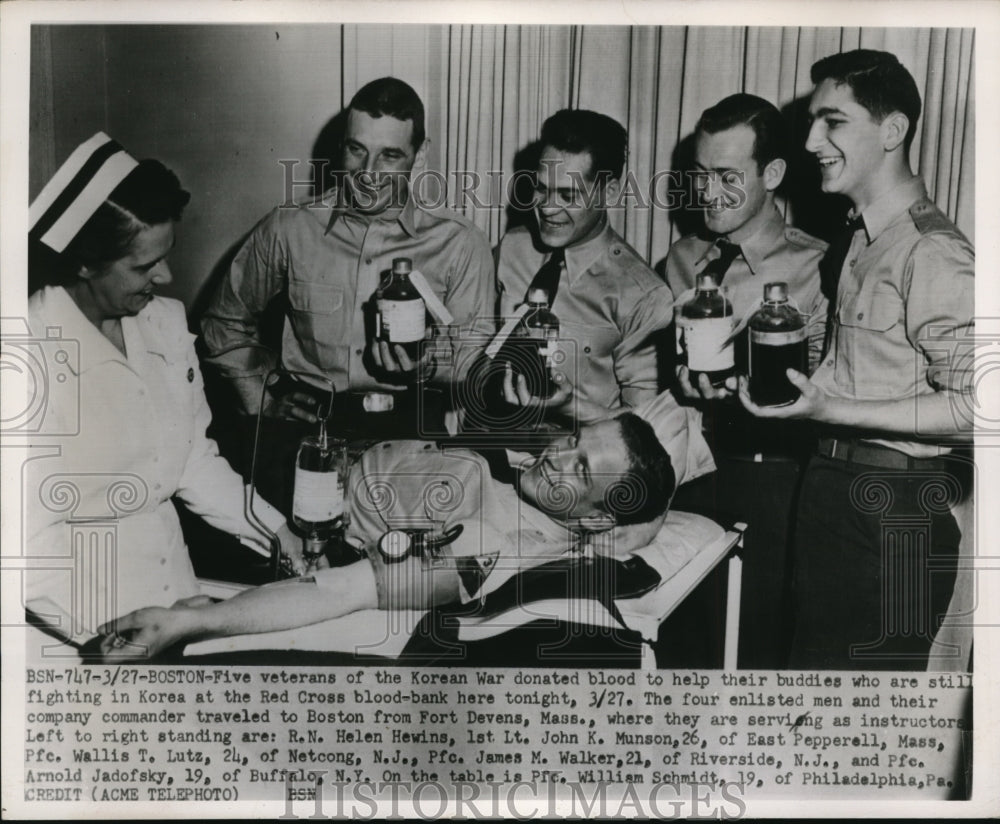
xmin=2 ymin=0 xmax=997 ymax=818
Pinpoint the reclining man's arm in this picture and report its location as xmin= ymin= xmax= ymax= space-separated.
xmin=99 ymin=560 xmax=379 ymax=661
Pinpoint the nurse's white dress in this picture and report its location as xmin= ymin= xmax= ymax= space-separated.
xmin=23 ymin=286 xmax=282 ymax=642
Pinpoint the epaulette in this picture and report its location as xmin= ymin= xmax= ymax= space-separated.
xmin=784 ymin=225 xmax=828 ymax=252
xmin=909 ymin=199 xmax=960 ymax=237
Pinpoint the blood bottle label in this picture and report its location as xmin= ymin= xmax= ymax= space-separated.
xmin=680 ymin=317 xmax=735 ymax=371
xmin=293 ymin=468 xmax=343 ymax=522
xmin=378 ymin=298 xmax=425 ymax=343
xmin=750 ymin=327 xmax=806 ymax=346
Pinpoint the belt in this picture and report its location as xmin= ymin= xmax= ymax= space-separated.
xmin=717 ymin=449 xmax=800 ymax=464
xmin=816 ymin=438 xmax=947 ymax=471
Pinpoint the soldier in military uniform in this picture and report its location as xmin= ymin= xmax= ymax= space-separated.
xmin=491 ymin=109 xmax=675 ymax=424
xmin=739 ymin=50 xmax=974 ymax=670
xmin=95 ymin=414 xmax=679 ymax=659
xmin=664 ymin=93 xmax=828 ymax=668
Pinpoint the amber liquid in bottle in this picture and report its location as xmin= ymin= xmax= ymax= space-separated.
xmin=748 ymin=282 xmax=808 ymax=407
xmin=376 ymin=257 xmax=426 ymax=360
xmin=679 ymin=273 xmax=735 ymax=387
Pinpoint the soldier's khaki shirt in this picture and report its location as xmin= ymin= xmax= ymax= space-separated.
xmin=497 ymin=223 xmax=674 ymax=412
xmin=202 ymin=190 xmax=495 ymax=393
xmin=810 ymin=177 xmax=974 ymax=457
xmin=665 ymin=204 xmax=828 ymax=369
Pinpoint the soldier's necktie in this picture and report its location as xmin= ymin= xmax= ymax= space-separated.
xmin=702 ymin=239 xmax=742 ymax=285
xmin=525 ymin=248 xmax=566 ymax=303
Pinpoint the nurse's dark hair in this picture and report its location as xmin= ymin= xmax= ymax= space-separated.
xmin=811 ymin=49 xmax=922 ymax=152
xmin=31 ymin=160 xmax=189 ymax=288
xmin=349 ymin=76 xmax=426 ymax=149
xmin=539 ymin=109 xmax=628 ymax=182
xmin=603 ymin=413 xmax=676 ymax=527
xmin=696 ymin=93 xmax=787 ymax=173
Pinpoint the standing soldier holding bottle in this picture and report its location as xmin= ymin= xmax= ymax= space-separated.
xmin=739 ymin=51 xmax=974 ymax=671
xmin=201 ymin=77 xmax=494 ymax=516
xmin=665 ymin=93 xmax=827 ymax=669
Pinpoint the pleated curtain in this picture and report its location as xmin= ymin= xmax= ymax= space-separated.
xmin=343 ymin=24 xmax=974 ymax=263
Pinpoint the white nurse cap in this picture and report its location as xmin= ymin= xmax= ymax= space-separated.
xmin=29 ymin=132 xmax=139 ymax=253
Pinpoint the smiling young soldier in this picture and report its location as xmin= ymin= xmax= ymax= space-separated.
xmin=663 ymin=94 xmax=827 ymax=669
xmin=201 ymin=77 xmax=494 ymax=513
xmin=492 ymin=109 xmax=675 ymax=424
xmin=204 ymin=77 xmax=492 ymax=417
xmin=739 ymin=50 xmax=974 ymax=670
xmin=96 ymin=414 xmax=676 ymax=660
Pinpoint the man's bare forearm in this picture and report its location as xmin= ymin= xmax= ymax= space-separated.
xmin=180 ymin=561 xmax=379 ymax=641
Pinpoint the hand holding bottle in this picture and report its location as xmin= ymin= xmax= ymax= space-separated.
xmin=675 ymin=364 xmax=739 ymax=400
xmin=370 ymin=337 xmax=437 ymax=383
xmin=372 ymin=257 xmax=436 ymax=382
xmin=503 ymin=362 xmax=574 ymax=409
xmin=502 ymin=364 xmax=610 ymax=424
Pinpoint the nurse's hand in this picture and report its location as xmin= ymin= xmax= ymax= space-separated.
xmin=276 ymin=522 xmax=329 ymax=575
xmin=98 ymin=606 xmax=197 ymax=661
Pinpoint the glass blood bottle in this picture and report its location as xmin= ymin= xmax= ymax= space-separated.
xmin=376 ymin=257 xmax=426 ymax=360
xmin=678 ymin=273 xmax=735 ymax=387
xmin=514 ymin=287 xmax=560 ymax=399
xmin=292 ymin=426 xmax=350 ymax=563
xmin=747 ymin=281 xmax=808 ymax=407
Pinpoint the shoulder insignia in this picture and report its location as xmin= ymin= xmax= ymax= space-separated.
xmin=784 ymin=225 xmax=828 ymax=252
xmin=909 ymin=199 xmax=961 ymax=237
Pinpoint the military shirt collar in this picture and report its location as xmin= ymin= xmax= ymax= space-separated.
xmin=734 ymin=204 xmax=786 ymax=275
xmin=322 ymin=182 xmax=419 ymax=238
xmin=563 ymin=220 xmax=614 ymax=283
xmin=696 ymin=204 xmax=785 ymax=276
xmin=852 ymin=176 xmax=927 ymax=242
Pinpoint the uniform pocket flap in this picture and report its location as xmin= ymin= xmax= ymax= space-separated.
xmin=289 ymin=281 xmax=345 ymax=314
xmin=840 ymin=284 xmax=901 ymax=332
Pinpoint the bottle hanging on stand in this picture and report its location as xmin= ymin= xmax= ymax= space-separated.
xmin=292 ymin=420 xmax=350 ymax=566
xmin=375 ymin=257 xmax=427 ymax=361
xmin=514 ymin=287 xmax=560 ymax=399
xmin=747 ymin=281 xmax=808 ymax=407
xmin=678 ymin=273 xmax=735 ymax=388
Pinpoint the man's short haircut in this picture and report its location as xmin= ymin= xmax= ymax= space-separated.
xmin=811 ymin=49 xmax=922 ymax=152
xmin=604 ymin=413 xmax=676 ymax=527
xmin=696 ymin=93 xmax=788 ymax=173
xmin=539 ymin=109 xmax=628 ymax=182
xmin=349 ymin=76 xmax=425 ymax=149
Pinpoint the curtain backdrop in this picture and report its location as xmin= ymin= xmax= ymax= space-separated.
xmin=420 ymin=25 xmax=975 ymax=268
xmin=31 ymin=25 xmax=975 ymax=307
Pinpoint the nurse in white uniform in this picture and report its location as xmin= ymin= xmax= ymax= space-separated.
xmin=23 ymin=133 xmax=303 ymax=652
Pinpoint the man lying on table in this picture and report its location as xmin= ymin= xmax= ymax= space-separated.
xmin=99 ymin=411 xmax=678 ymax=660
